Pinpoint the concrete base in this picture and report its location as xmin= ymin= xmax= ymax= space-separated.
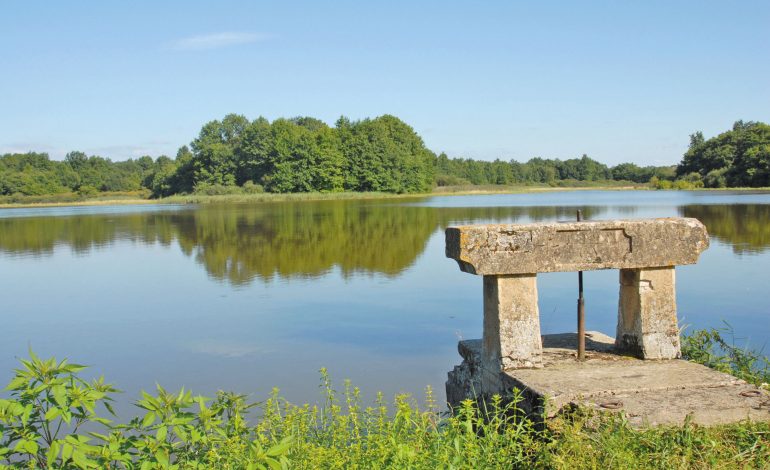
xmin=446 ymin=331 xmax=770 ymax=427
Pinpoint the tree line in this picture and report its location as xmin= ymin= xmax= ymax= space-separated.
xmin=2 ymin=116 xmax=768 ymax=199
xmin=435 ymin=153 xmax=674 ymax=186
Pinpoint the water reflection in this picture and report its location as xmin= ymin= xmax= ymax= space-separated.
xmin=681 ymin=205 xmax=770 ymax=254
xmin=1 ymin=193 xmax=769 ymax=410
xmin=2 ymin=200 xmax=769 ymax=285
xmin=0 ymin=202 xmax=611 ymax=284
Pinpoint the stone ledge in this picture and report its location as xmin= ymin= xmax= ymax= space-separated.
xmin=446 ymin=331 xmax=770 ymax=427
xmin=446 ymin=218 xmax=709 ymax=275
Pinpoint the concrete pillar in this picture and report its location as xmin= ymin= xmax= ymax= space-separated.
xmin=616 ymin=267 xmax=681 ymax=359
xmin=482 ymin=274 xmax=542 ymax=393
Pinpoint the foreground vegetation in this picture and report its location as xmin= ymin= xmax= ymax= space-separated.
xmin=1 ymin=327 xmax=768 ymax=469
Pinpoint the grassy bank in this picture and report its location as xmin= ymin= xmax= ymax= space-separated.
xmin=3 ymin=184 xmax=770 ymax=210
xmin=1 ymin=327 xmax=768 ymax=469
xmin=0 ymin=190 xmax=153 ymax=209
xmin=160 ymin=190 xmax=421 ymax=205
xmin=0 ymin=183 xmax=646 ymax=209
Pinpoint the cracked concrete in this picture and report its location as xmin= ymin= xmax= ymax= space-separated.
xmin=446 ymin=332 xmax=770 ymax=427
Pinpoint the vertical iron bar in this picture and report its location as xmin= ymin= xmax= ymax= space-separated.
xmin=577 ymin=210 xmax=586 ymax=361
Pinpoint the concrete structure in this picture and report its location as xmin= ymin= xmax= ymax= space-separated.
xmin=446 ymin=218 xmax=709 ymax=397
xmin=447 ymin=332 xmax=770 ymax=427
xmin=445 ymin=218 xmax=770 ymax=425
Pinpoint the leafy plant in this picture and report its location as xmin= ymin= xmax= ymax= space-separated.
xmin=0 ymin=350 xmax=117 ymax=468
xmin=682 ymin=323 xmax=770 ymax=387
xmin=1 ymin=339 xmax=769 ymax=469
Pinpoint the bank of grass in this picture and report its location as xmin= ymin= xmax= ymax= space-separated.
xmin=161 ymin=190 xmax=420 ymax=205
xmin=2 ymin=182 xmax=770 ymax=209
xmin=432 ymin=180 xmax=646 ymax=195
xmin=1 ymin=327 xmax=768 ymax=469
xmin=0 ymin=190 xmax=153 ymax=209
xmin=128 ymin=181 xmax=651 ymax=205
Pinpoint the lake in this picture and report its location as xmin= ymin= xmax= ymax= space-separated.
xmin=1 ymin=190 xmax=769 ymax=412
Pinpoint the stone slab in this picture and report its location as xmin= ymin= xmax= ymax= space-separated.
xmin=446 ymin=332 xmax=770 ymax=427
xmin=445 ymin=218 xmax=709 ymax=275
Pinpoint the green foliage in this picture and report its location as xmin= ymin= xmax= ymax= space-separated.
xmin=682 ymin=324 xmax=770 ymax=387
xmin=677 ymin=120 xmax=770 ymax=187
xmin=338 ymin=115 xmax=435 ymax=193
xmin=191 ymin=182 xmax=244 ymax=196
xmin=180 ymin=113 xmax=432 ymax=195
xmin=0 ymin=350 xmax=118 ymax=468
xmin=77 ymin=185 xmax=99 ymax=197
xmin=65 ymin=151 xmax=145 ymax=192
xmin=611 ymin=162 xmax=676 ymax=184
xmin=261 ymin=118 xmax=344 ymax=193
xmin=651 ymin=176 xmax=703 ymax=190
xmin=0 ymin=150 xmax=191 ymax=200
xmin=189 ymin=114 xmax=248 ymax=188
xmin=651 ymin=177 xmax=673 ymax=189
xmin=242 ymin=181 xmax=265 ymax=194
xmin=435 ymin=152 xmax=670 ymax=187
xmin=435 ymin=174 xmax=471 ymax=187
xmin=548 ymin=410 xmax=769 ymax=469
xmin=5 ymin=119 xmax=768 ymax=201
xmin=0 ymin=152 xmax=71 ymax=196
xmin=0 ymin=352 xmax=292 ymax=469
xmin=1 ymin=341 xmax=769 ymax=469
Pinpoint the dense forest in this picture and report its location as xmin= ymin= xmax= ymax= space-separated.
xmin=1 ymin=116 xmax=768 ymax=200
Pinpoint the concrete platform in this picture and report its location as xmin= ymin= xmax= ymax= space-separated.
xmin=447 ymin=331 xmax=770 ymax=427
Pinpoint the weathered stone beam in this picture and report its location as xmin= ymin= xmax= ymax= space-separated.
xmin=446 ymin=218 xmax=709 ymax=275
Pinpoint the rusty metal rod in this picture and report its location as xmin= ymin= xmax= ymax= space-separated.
xmin=577 ymin=210 xmax=586 ymax=361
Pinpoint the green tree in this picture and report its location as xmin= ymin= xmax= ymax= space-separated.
xmin=340 ymin=115 xmax=434 ymax=193
xmin=677 ymin=121 xmax=770 ymax=187
xmin=236 ymin=117 xmax=273 ymax=186
xmin=190 ymin=114 xmax=249 ymax=187
xmin=171 ymin=145 xmax=195 ymax=194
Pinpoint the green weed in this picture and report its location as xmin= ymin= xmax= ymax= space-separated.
xmin=1 ymin=329 xmax=769 ymax=469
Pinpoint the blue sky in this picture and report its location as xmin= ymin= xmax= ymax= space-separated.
xmin=1 ymin=1 xmax=768 ymax=165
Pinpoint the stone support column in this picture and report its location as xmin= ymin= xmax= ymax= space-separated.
xmin=482 ymin=274 xmax=542 ymax=393
xmin=616 ymin=267 xmax=681 ymax=359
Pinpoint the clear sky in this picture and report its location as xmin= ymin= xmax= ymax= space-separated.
xmin=1 ymin=1 xmax=768 ymax=165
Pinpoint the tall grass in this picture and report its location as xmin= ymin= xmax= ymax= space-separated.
xmin=681 ymin=324 xmax=770 ymax=386
xmin=1 ymin=330 xmax=768 ymax=469
xmin=0 ymin=190 xmax=152 ymax=207
xmin=160 ymin=191 xmax=416 ymax=205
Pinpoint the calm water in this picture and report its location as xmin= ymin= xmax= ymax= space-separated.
xmin=1 ymin=190 xmax=769 ymax=412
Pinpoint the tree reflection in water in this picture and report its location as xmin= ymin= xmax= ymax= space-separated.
xmin=681 ymin=205 xmax=770 ymax=255
xmin=2 ymin=200 xmax=768 ymax=285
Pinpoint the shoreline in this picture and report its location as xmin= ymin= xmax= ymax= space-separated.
xmin=0 ymin=198 xmax=157 ymax=209
xmin=2 ymin=185 xmax=770 ymax=209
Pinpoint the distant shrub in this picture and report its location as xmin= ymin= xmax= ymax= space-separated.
xmin=77 ymin=185 xmax=99 ymax=197
xmin=653 ymin=172 xmax=704 ymax=190
xmin=682 ymin=172 xmax=705 ymax=188
xmin=193 ymin=182 xmax=243 ymax=196
xmin=673 ymin=179 xmax=701 ymax=190
xmin=242 ymin=180 xmax=265 ymax=194
xmin=651 ymin=176 xmax=674 ymax=190
xmin=704 ymin=168 xmax=728 ymax=188
xmin=435 ymin=174 xmax=471 ymax=187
